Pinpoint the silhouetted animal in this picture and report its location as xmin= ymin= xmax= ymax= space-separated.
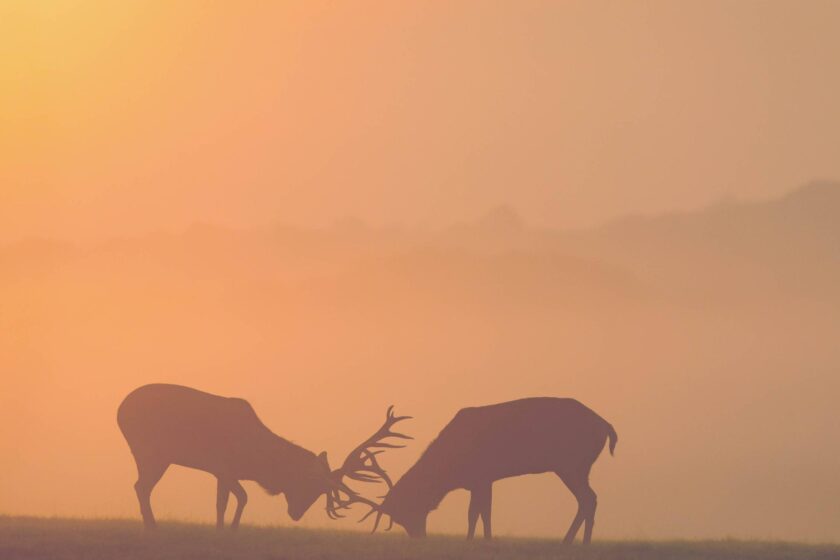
xmin=117 ymin=384 xmax=409 ymax=530
xmin=372 ymin=397 xmax=617 ymax=544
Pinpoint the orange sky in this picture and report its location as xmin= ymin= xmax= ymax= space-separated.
xmin=1 ymin=0 xmax=840 ymax=543
xmin=2 ymin=1 xmax=840 ymax=241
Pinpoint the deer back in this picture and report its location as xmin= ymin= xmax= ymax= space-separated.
xmin=405 ymin=397 xmax=612 ymax=489
xmin=118 ymin=384 xmax=283 ymax=477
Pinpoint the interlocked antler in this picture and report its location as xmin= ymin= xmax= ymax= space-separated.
xmin=325 ymin=482 xmax=389 ymax=530
xmin=338 ymin=405 xmax=412 ymax=488
xmin=326 ymin=405 xmax=412 ymax=531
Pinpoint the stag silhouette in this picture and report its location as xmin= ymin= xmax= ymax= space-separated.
xmin=358 ymin=397 xmax=617 ymax=544
xmin=117 ymin=384 xmax=409 ymax=529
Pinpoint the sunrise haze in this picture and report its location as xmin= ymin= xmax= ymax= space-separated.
xmin=1 ymin=0 xmax=839 ymax=545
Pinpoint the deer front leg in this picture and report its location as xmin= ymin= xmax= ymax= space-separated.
xmin=229 ymin=481 xmax=248 ymax=530
xmin=216 ymin=478 xmax=231 ymax=530
xmin=467 ymin=489 xmax=480 ymax=539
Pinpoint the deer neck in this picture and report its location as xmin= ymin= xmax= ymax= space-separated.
xmin=252 ymin=433 xmax=318 ymax=494
xmin=387 ymin=459 xmax=453 ymax=516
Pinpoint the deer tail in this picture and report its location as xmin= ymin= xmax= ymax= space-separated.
xmin=606 ymin=423 xmax=618 ymax=456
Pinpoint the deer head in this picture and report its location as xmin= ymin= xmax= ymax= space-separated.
xmin=281 ymin=450 xmax=333 ymax=521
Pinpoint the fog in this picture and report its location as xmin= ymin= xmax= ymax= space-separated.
xmin=2 ymin=183 xmax=839 ymax=540
xmin=2 ymin=0 xmax=839 ymax=542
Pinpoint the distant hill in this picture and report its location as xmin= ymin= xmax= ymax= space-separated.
xmin=569 ymin=181 xmax=840 ymax=300
xmin=2 ymin=181 xmax=838 ymax=305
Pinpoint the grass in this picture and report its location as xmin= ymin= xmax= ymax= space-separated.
xmin=1 ymin=516 xmax=838 ymax=560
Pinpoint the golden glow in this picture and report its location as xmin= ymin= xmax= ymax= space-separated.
xmin=1 ymin=1 xmax=839 ymax=542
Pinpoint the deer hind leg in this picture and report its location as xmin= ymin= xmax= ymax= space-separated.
xmin=229 ymin=481 xmax=248 ymax=530
xmin=581 ymin=483 xmax=597 ymax=544
xmin=216 ymin=478 xmax=232 ymax=530
xmin=479 ymin=483 xmax=493 ymax=540
xmin=134 ymin=460 xmax=169 ymax=530
xmin=556 ymin=470 xmax=596 ymax=545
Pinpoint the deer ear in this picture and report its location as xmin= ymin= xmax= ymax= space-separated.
xmin=318 ymin=451 xmax=329 ymax=467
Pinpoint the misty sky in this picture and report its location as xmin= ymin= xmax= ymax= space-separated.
xmin=2 ymin=1 xmax=840 ymax=541
xmin=3 ymin=1 xmax=840 ymax=241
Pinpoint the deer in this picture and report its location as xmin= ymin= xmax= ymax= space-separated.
xmin=117 ymin=383 xmax=410 ymax=530
xmin=343 ymin=397 xmax=618 ymax=544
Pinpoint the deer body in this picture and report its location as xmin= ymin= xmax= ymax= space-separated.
xmin=117 ymin=384 xmax=333 ymax=529
xmin=380 ymin=397 xmax=617 ymax=544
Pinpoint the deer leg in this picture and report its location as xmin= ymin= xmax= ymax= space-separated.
xmin=229 ymin=481 xmax=248 ymax=530
xmin=563 ymin=508 xmax=585 ymax=544
xmin=467 ymin=489 xmax=480 ymax=539
xmin=556 ymin=470 xmax=591 ymax=545
xmin=581 ymin=485 xmax=597 ymax=545
xmin=479 ymin=483 xmax=493 ymax=540
xmin=216 ymin=478 xmax=231 ymax=530
xmin=134 ymin=461 xmax=168 ymax=530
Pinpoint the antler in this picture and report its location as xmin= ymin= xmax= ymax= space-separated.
xmin=325 ymin=482 xmax=389 ymax=531
xmin=336 ymin=405 xmax=412 ymax=490
xmin=326 ymin=405 xmax=412 ymax=531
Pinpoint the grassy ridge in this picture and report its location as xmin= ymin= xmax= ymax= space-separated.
xmin=1 ymin=516 xmax=838 ymax=560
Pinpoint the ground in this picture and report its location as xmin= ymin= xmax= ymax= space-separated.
xmin=1 ymin=516 xmax=837 ymax=560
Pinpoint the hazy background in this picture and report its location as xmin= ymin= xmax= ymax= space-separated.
xmin=1 ymin=0 xmax=839 ymax=542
